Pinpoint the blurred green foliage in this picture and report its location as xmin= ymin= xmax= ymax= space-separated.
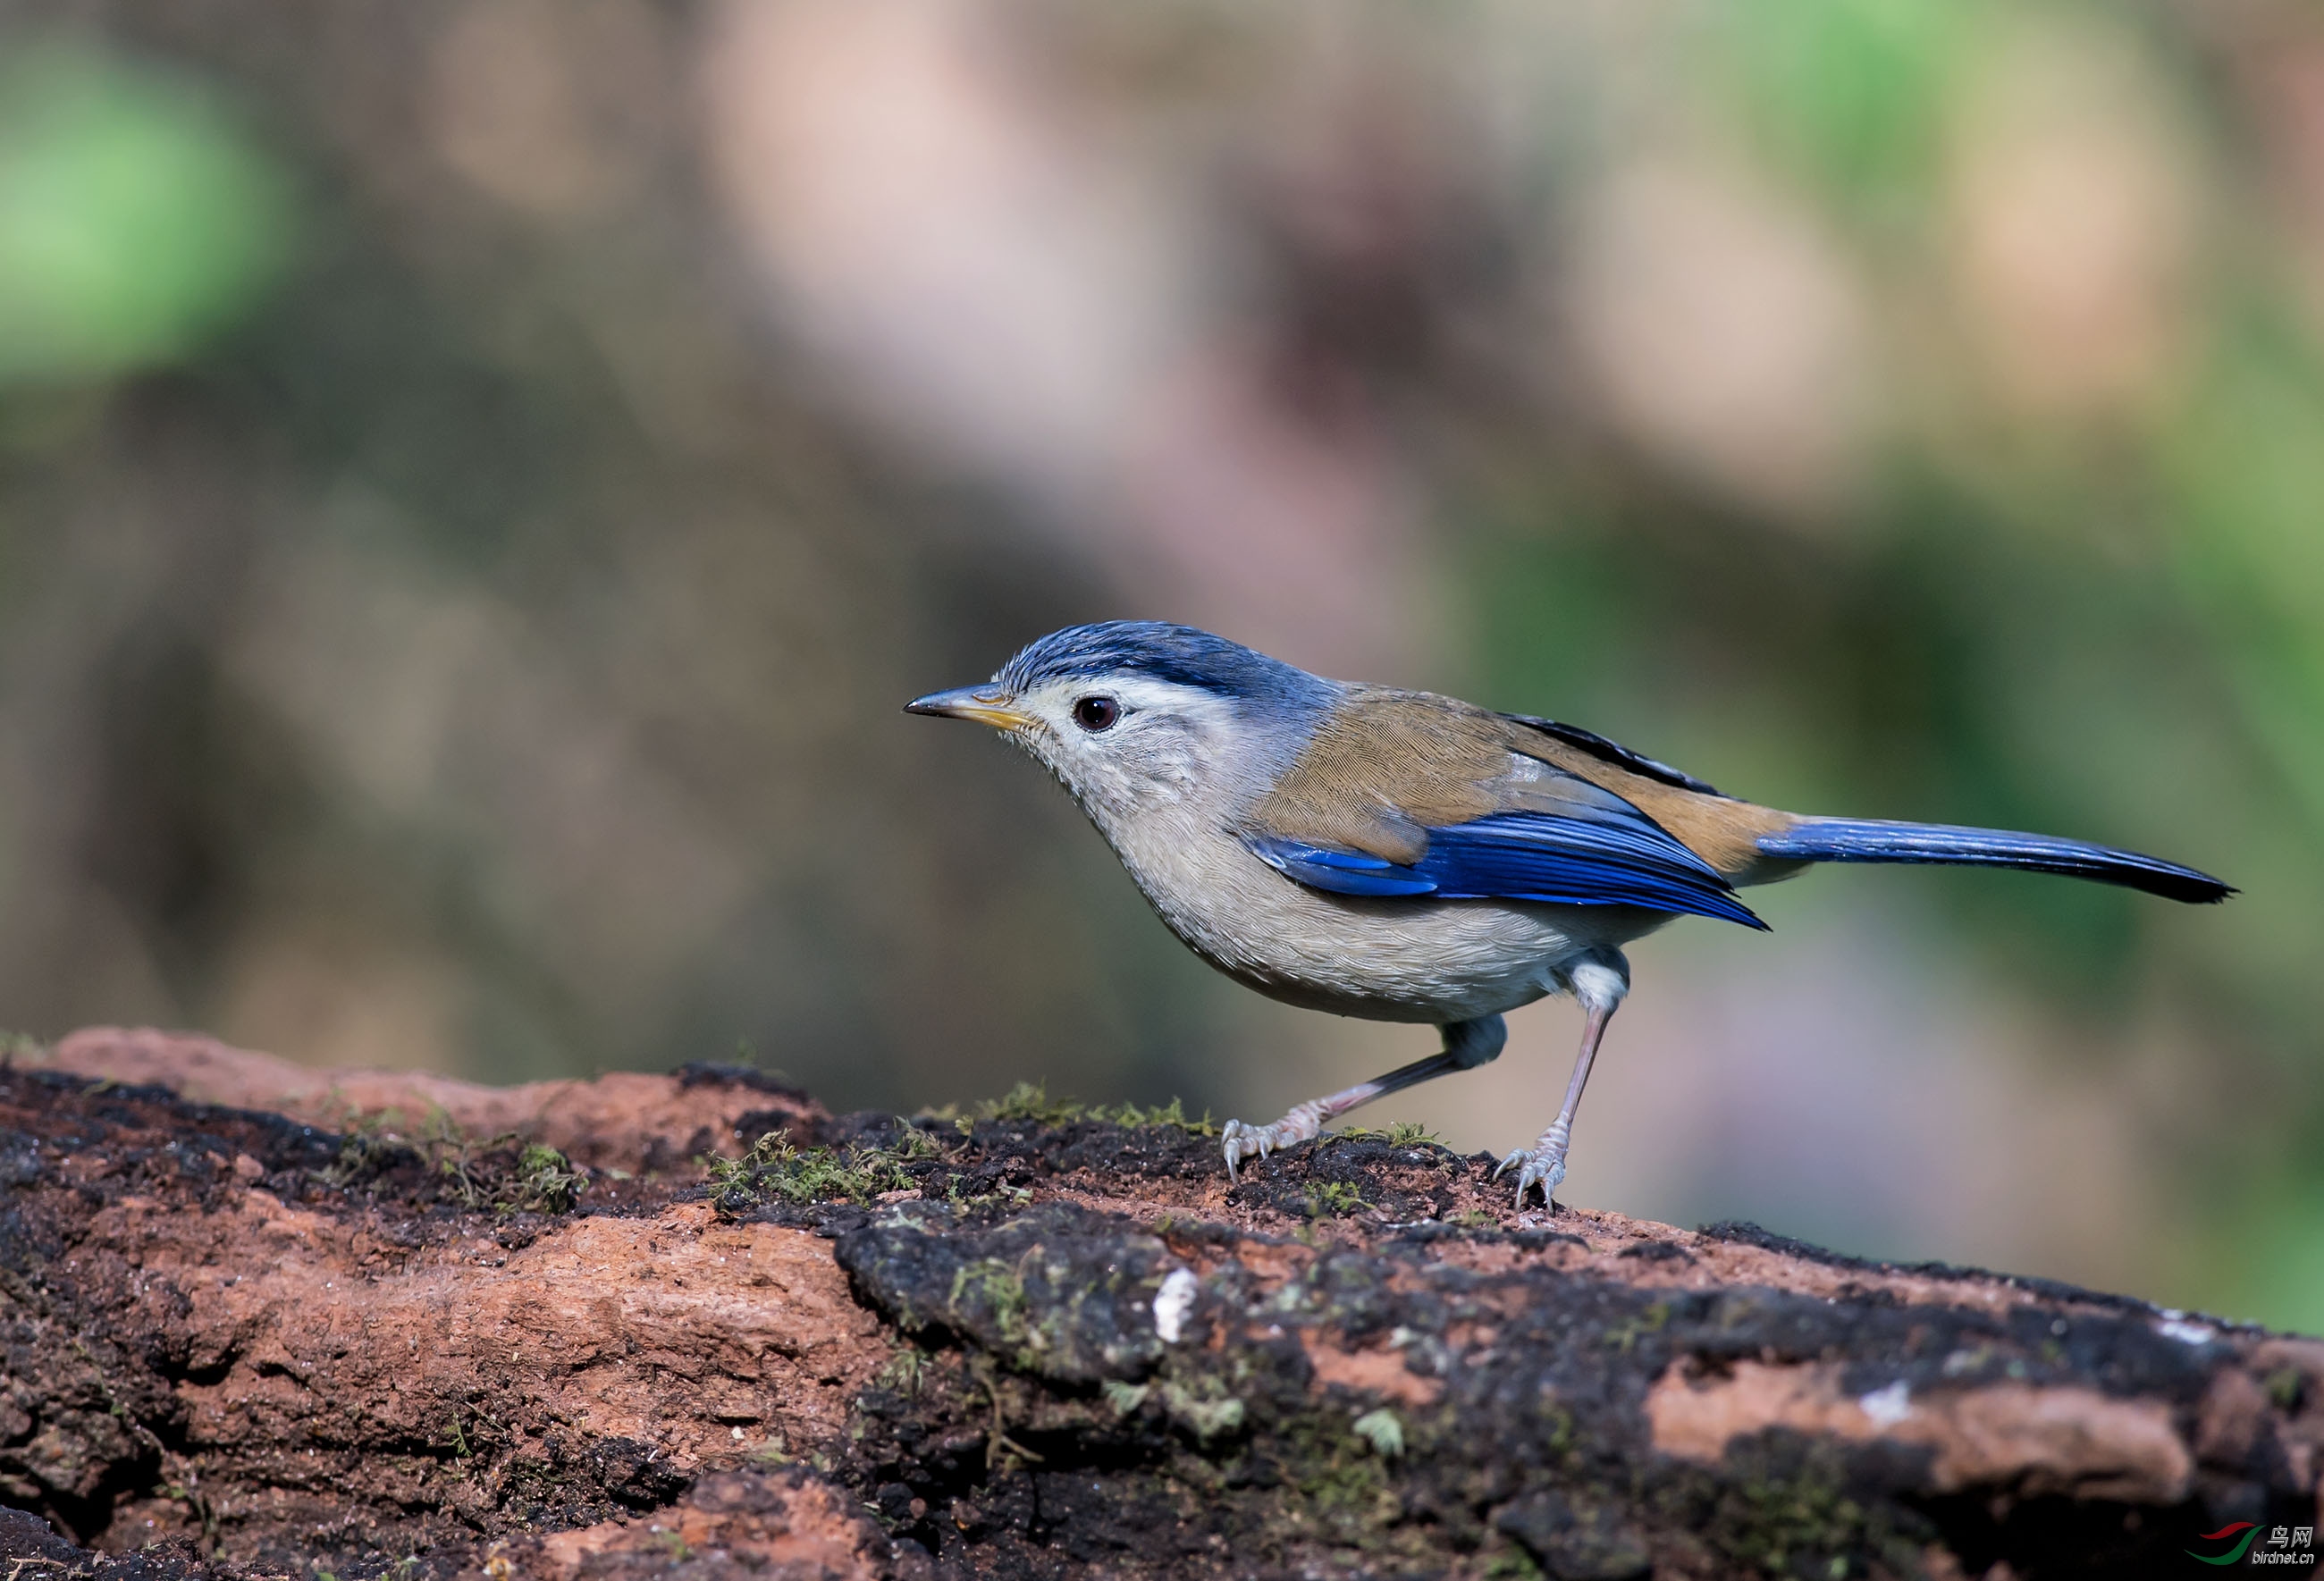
xmin=1717 ymin=0 xmax=1965 ymax=199
xmin=2169 ymin=330 xmax=2324 ymax=819
xmin=0 ymin=47 xmax=290 ymax=383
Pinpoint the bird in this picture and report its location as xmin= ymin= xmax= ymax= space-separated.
xmin=906 ymin=621 xmax=2232 ymax=1206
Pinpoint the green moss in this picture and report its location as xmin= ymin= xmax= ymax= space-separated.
xmin=1351 ymin=1408 xmax=1404 ymax=1459
xmin=1307 ymin=1448 xmax=1393 ymax=1522
xmin=968 ymin=1081 xmax=1220 ymax=1135
xmin=508 ymin=1143 xmax=585 ymax=1215
xmin=1159 ymin=1377 xmax=1247 ymax=1442
xmin=1480 ymin=1543 xmax=1547 ymax=1580
xmin=946 ymin=1257 xmax=1034 ymax=1364
xmin=1536 ymin=1400 xmax=1575 ymax=1459
xmin=1299 ymin=1182 xmax=1372 ymax=1220
xmin=1266 ymin=1414 xmax=1401 ymax=1541
xmin=1339 ymin=1121 xmax=1441 ymax=1148
xmin=1604 ymin=1301 xmax=1671 ymax=1351
xmin=706 ymin=1127 xmax=942 ymax=1214
xmin=318 ymin=1126 xmax=400 ymax=1189
xmin=1720 ymin=1476 xmax=1860 ymax=1575
xmin=874 ymin=1350 xmax=926 ymax=1397
xmin=1696 ymin=1447 xmax=1909 ymax=1578
xmin=320 ymin=1110 xmax=587 ymax=1216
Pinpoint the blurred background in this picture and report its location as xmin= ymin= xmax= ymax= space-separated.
xmin=1 ymin=0 xmax=2320 ymax=1328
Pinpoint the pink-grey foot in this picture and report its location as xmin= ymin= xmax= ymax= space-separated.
xmin=1490 ymin=963 xmax=1625 ymax=1210
xmin=1493 ymin=1117 xmax=1572 ymax=1208
xmin=1218 ymin=1016 xmax=1510 ymax=1183
xmin=1219 ymin=1102 xmax=1336 ymax=1182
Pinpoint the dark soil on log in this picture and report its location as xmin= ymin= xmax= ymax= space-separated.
xmin=1 ymin=1031 xmax=2319 ymax=1579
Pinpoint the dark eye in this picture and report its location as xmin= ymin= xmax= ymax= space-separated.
xmin=1072 ymin=695 xmax=1120 ymax=732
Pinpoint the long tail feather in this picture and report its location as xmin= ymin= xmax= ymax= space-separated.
xmin=1756 ymin=818 xmax=2233 ymax=904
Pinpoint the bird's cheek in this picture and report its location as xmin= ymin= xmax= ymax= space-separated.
xmin=1122 ymin=755 xmax=1199 ymax=808
xmin=1112 ymin=758 xmax=1181 ymax=813
xmin=1014 ymin=728 xmax=1065 ymax=769
xmin=1013 ymin=737 xmax=1074 ymax=793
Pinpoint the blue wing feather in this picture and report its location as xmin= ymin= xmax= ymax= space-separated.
xmin=1247 ymin=810 xmax=1766 ymax=929
xmin=1423 ymin=815 xmax=1765 ymax=927
xmin=1250 ymin=843 xmax=1440 ymax=896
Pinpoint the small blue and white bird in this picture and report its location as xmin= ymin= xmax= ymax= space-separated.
xmin=907 ymin=622 xmax=2231 ymax=1205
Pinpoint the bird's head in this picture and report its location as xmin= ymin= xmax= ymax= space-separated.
xmin=906 ymin=622 xmax=1339 ymax=823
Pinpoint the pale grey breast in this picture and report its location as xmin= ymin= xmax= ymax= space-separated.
xmin=1086 ymin=737 xmax=1664 ymax=1024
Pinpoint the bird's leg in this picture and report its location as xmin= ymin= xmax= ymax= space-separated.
xmin=1495 ymin=951 xmax=1629 ymax=1208
xmin=1221 ymin=1015 xmax=1505 ymax=1182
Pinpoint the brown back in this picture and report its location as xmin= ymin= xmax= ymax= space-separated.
xmin=1250 ymin=687 xmax=1801 ymax=885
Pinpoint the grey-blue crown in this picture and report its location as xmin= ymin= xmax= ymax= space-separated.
xmin=996 ymin=621 xmax=1335 ymax=712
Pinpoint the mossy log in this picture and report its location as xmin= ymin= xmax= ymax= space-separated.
xmin=2 ymin=1029 xmax=2318 ymax=1579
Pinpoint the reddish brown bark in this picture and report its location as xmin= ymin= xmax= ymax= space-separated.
xmin=3 ymin=1030 xmax=2318 ymax=1578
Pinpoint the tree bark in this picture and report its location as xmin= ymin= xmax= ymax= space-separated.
xmin=3 ymin=1028 xmax=2318 ymax=1579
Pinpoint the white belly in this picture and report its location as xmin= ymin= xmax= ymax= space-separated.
xmin=1099 ymin=806 xmax=1668 ymax=1024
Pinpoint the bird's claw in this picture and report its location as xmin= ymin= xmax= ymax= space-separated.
xmin=1492 ymin=1142 xmax=1567 ymax=1209
xmin=1220 ymin=1105 xmax=1327 ymax=1182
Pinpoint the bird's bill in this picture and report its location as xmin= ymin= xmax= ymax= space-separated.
xmin=903 ymin=685 xmax=1034 ymax=730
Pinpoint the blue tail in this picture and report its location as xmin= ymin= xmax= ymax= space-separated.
xmin=1756 ymin=818 xmax=2232 ymax=904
